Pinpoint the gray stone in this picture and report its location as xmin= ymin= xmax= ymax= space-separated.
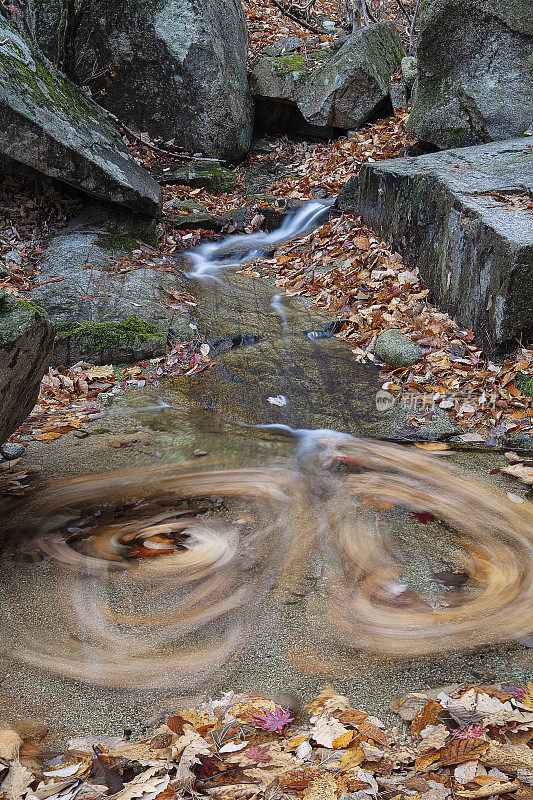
xmin=337 ymin=138 xmax=533 ymax=351
xmin=0 ymin=17 xmax=161 ymax=216
xmin=0 ymin=290 xmax=55 ymax=444
xmin=1 ymin=442 xmax=25 ymax=459
xmin=407 ymin=0 xmax=533 ymax=149
xmin=401 ymin=55 xmax=417 ymax=88
xmin=151 ymin=162 xmax=237 ymax=193
xmin=33 ymin=0 xmax=252 ymax=163
xmin=389 ymin=80 xmax=408 ymax=113
xmin=251 ymin=21 xmax=405 ymax=133
xmin=29 ymin=205 xmax=192 ymax=365
xmin=262 ymin=37 xmax=303 ymax=56
xmin=374 ymin=329 xmax=425 ymax=367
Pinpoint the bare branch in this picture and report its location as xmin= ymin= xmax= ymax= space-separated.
xmin=267 ymin=0 xmax=323 ymax=35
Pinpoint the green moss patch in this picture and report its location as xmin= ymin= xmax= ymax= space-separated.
xmin=517 ymin=372 xmax=533 ymax=398
xmin=96 ymin=221 xmax=157 ymax=252
xmin=271 ymin=48 xmax=331 ymax=76
xmin=56 ymin=317 xmax=165 ymax=351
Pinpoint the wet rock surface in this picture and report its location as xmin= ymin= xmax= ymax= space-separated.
xmin=251 ymin=21 xmax=404 ymax=134
xmin=337 ymin=137 xmax=533 ymax=351
xmin=0 ymin=289 xmax=54 ymax=444
xmin=33 ymin=0 xmax=252 ymax=162
xmin=407 ymin=0 xmax=533 ymax=148
xmin=29 ymin=205 xmax=187 ymax=365
xmin=0 ymin=18 xmax=161 ymax=216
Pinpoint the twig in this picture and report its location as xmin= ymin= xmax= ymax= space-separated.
xmin=103 ymin=109 xmax=220 ymax=163
xmin=409 ymin=0 xmax=421 ymax=53
xmin=394 ymin=0 xmax=413 ymax=21
xmin=364 ymin=0 xmax=377 ymax=23
xmin=268 ymin=0 xmax=323 ymax=34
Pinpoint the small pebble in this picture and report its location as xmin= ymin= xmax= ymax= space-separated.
xmin=99 ymin=392 xmax=114 ymax=406
xmin=1 ymin=442 xmax=25 ymax=459
xmin=193 ymin=449 xmax=208 ymax=457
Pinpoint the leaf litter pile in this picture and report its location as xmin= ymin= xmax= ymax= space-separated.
xmin=7 ymin=683 xmax=533 ymax=800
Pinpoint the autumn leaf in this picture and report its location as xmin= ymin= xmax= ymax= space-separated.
xmin=440 ymin=737 xmax=489 ymax=766
xmin=249 ymin=706 xmax=293 ymax=733
xmin=415 ymin=750 xmax=443 ymax=771
xmin=358 ymin=720 xmax=387 ymax=746
xmin=412 ymin=701 xmax=444 ymax=737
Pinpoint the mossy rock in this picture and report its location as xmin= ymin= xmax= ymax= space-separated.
xmin=152 ymin=163 xmax=238 ymax=194
xmin=251 ymin=21 xmax=404 ymax=132
xmin=0 ymin=289 xmax=55 ymax=443
xmin=0 ymin=16 xmax=161 ymax=215
xmin=54 ymin=317 xmax=167 ymax=364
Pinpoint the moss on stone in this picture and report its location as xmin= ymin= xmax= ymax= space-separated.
xmin=517 ymin=372 xmax=533 ymax=398
xmin=271 ymin=48 xmax=331 ymax=76
xmin=56 ymin=317 xmax=165 ymax=350
xmin=0 ymin=291 xmax=46 ymax=346
xmin=0 ymin=17 xmax=119 ymax=138
xmin=96 ymin=221 xmax=157 ymax=251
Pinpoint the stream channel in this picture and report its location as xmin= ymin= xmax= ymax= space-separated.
xmin=0 ymin=202 xmax=531 ymax=742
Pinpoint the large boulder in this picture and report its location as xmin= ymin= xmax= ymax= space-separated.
xmin=407 ymin=0 xmax=533 ymax=148
xmin=251 ymin=21 xmax=404 ymax=134
xmin=337 ymin=138 xmax=533 ymax=352
xmin=32 ymin=0 xmax=252 ymax=163
xmin=29 ymin=205 xmax=191 ymax=365
xmin=0 ymin=17 xmax=161 ymax=216
xmin=0 ymin=290 xmax=55 ymax=444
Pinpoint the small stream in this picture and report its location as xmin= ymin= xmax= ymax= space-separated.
xmin=1 ymin=203 xmax=532 ymax=742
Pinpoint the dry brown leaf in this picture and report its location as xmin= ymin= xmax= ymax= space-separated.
xmin=456 ymin=781 xmax=518 ymax=798
xmin=415 ymin=751 xmax=442 ymax=771
xmin=440 ymin=738 xmax=489 ymax=766
xmin=482 ymin=742 xmax=533 ymax=774
xmin=358 ymin=721 xmax=387 ymax=746
xmin=2 ymin=763 xmax=34 ymax=800
xmin=0 ymin=730 xmax=22 ymax=761
xmin=302 ymin=772 xmax=338 ymax=800
xmin=85 ymin=365 xmax=114 ymax=380
xmin=305 ymin=685 xmax=352 ymax=717
xmin=310 ymin=713 xmax=350 ymax=748
xmin=419 ymin=725 xmax=449 ymax=754
xmin=412 ymin=701 xmax=443 ymax=737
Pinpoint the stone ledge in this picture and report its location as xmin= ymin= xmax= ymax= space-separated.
xmin=337 ymin=138 xmax=533 ymax=352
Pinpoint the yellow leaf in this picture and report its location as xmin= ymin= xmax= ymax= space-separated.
xmin=339 ymin=746 xmax=366 ymax=771
xmin=332 ymin=730 xmax=354 ymax=749
xmin=414 ymin=442 xmax=451 ymax=451
xmin=33 ymin=432 xmax=62 ymax=442
xmin=286 ymin=734 xmax=308 ymax=749
xmin=415 ymin=750 xmax=442 ymax=771
xmin=85 ymin=364 xmax=114 ymax=380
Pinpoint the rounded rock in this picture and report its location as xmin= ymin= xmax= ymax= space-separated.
xmin=0 ymin=442 xmax=25 ymax=459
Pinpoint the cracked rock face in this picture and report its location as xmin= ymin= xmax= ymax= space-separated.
xmin=0 ymin=17 xmax=161 ymax=216
xmin=0 ymin=290 xmax=55 ymax=445
xmin=407 ymin=0 xmax=533 ymax=149
xmin=33 ymin=0 xmax=252 ymax=163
